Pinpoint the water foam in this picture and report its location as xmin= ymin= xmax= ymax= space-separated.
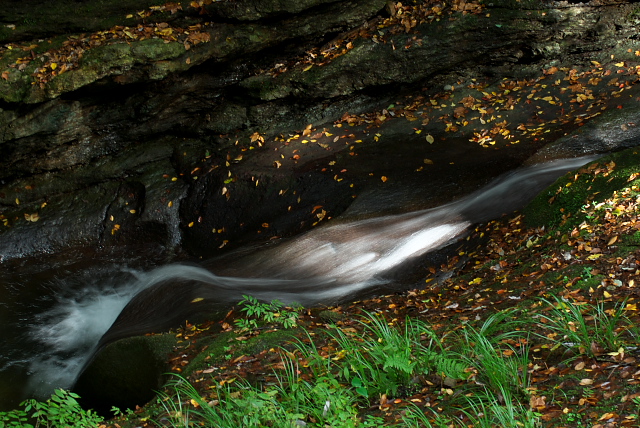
xmin=21 ymin=155 xmax=598 ymax=399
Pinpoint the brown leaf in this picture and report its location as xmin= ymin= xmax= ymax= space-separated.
xmin=590 ymin=341 xmax=605 ymax=356
xmin=529 ymin=395 xmax=546 ymax=410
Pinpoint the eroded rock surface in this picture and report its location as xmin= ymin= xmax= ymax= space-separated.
xmin=1 ymin=0 xmax=640 ymax=266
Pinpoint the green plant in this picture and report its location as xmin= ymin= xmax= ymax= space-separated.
xmin=403 ymin=404 xmax=460 ymax=427
xmin=460 ymin=386 xmax=541 ymax=428
xmin=537 ymin=295 xmax=632 ymax=358
xmin=459 ymin=325 xmax=531 ymax=399
xmin=362 ymin=415 xmax=386 ymax=427
xmin=235 ymin=295 xmax=302 ymax=331
xmin=110 ymin=405 xmax=135 ymax=418
xmin=159 ymin=368 xmax=359 ymax=428
xmin=273 ymin=354 xmax=359 ymax=427
xmin=0 ymin=389 xmax=104 ymax=428
xmin=327 ymin=311 xmax=468 ymax=400
xmin=632 ymin=396 xmax=640 ymax=420
xmin=0 ymin=408 xmax=33 ymax=428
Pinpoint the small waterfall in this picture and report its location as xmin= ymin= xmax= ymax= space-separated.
xmin=7 ymin=155 xmax=598 ymax=404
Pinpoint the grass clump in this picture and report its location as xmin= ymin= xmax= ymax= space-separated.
xmin=536 ymin=295 xmax=634 ymax=359
xmin=325 ymin=312 xmax=468 ymax=400
xmin=153 ymin=309 xmax=539 ymax=428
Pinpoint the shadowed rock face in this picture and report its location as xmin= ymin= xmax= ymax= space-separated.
xmin=1 ymin=0 xmax=638 ymax=265
xmin=73 ymin=335 xmax=180 ymax=416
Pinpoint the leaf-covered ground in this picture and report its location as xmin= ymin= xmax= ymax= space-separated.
xmin=97 ymin=147 xmax=640 ymax=427
xmin=4 ymin=1 xmax=639 ymax=426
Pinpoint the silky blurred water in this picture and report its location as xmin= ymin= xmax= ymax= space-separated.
xmin=0 ymin=155 xmax=598 ymax=409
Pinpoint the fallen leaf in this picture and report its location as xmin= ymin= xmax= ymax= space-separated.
xmin=24 ymin=213 xmax=39 ymax=222
xmin=529 ymin=395 xmax=546 ymax=409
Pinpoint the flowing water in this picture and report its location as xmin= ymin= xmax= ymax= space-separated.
xmin=0 ymin=155 xmax=598 ymax=410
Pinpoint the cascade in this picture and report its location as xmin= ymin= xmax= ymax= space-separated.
xmin=0 ymin=155 xmax=598 ymax=409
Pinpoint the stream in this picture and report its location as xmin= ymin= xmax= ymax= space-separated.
xmin=0 ymin=155 xmax=598 ymax=411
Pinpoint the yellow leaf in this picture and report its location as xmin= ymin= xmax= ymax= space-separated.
xmin=599 ymin=412 xmax=616 ymax=421
xmin=603 ymin=290 xmax=612 ymax=298
xmin=303 ymin=65 xmax=313 ymax=72
xmin=426 ymin=134 xmax=435 ymax=144
xmin=24 ymin=213 xmax=39 ymax=222
xmin=380 ymin=176 xmax=388 ymax=182
xmin=614 ymin=62 xmax=625 ymax=67
xmin=191 ymin=297 xmax=204 ymax=303
xmin=50 ymin=63 xmax=57 ymax=70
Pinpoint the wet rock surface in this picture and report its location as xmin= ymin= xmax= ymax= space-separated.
xmin=73 ymin=334 xmax=179 ymax=415
xmin=1 ymin=0 xmax=640 ymax=265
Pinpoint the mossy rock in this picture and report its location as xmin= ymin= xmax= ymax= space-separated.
xmin=73 ymin=333 xmax=179 ymax=414
xmin=183 ymin=329 xmax=300 ymax=377
xmin=486 ymin=0 xmax=546 ymax=9
xmin=131 ymin=38 xmax=185 ymax=62
xmin=523 ymin=147 xmax=640 ymax=229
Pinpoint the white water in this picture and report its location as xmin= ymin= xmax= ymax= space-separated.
xmin=20 ymin=155 xmax=596 ymax=399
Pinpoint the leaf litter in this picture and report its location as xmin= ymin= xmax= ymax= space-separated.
xmin=3 ymin=2 xmax=640 ymax=427
xmin=101 ymin=150 xmax=640 ymax=428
